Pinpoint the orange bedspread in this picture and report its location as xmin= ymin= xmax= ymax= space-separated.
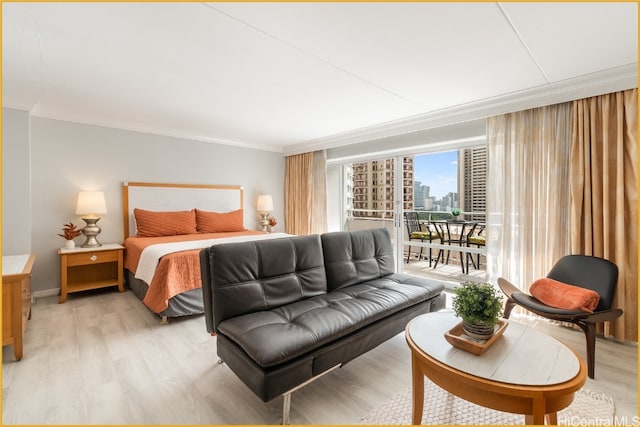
xmin=125 ymin=231 xmax=264 ymax=313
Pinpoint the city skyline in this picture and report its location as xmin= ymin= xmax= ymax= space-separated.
xmin=413 ymin=151 xmax=458 ymax=199
xmin=347 ymin=148 xmax=485 ymax=218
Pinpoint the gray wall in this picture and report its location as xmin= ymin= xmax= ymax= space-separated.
xmin=3 ymin=109 xmax=285 ymax=295
xmin=2 ymin=109 xmax=32 ymax=255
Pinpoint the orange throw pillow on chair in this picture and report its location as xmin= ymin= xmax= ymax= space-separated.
xmin=529 ymin=277 xmax=600 ymax=313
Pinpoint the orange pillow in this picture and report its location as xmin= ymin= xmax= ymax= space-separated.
xmin=195 ymin=209 xmax=245 ymax=233
xmin=134 ymin=208 xmax=197 ymax=237
xmin=529 ymin=277 xmax=600 ymax=313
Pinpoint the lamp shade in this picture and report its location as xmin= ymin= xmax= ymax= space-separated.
xmin=76 ymin=191 xmax=107 ymax=217
xmin=257 ymin=195 xmax=273 ymax=212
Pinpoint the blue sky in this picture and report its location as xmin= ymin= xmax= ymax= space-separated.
xmin=412 ymin=151 xmax=458 ymax=199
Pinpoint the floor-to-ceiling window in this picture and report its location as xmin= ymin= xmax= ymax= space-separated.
xmin=402 ymin=147 xmax=487 ymax=286
xmin=327 ymin=142 xmax=487 ymax=286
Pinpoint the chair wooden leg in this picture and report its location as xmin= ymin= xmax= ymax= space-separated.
xmin=428 ymin=247 xmax=433 ymax=267
xmin=576 ymin=321 xmax=596 ymax=379
xmin=503 ymin=298 xmax=516 ymax=319
xmin=406 ymin=245 xmax=411 ymax=263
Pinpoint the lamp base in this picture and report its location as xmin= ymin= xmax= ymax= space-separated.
xmin=80 ymin=217 xmax=103 ymax=248
xmin=258 ymin=212 xmax=270 ymax=233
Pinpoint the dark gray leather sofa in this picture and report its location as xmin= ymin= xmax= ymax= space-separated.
xmin=200 ymin=228 xmax=446 ymax=423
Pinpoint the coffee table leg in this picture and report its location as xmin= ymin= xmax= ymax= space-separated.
xmin=525 ymin=399 xmax=546 ymax=424
xmin=546 ymin=412 xmax=558 ymax=424
xmin=411 ymin=353 xmax=424 ymax=425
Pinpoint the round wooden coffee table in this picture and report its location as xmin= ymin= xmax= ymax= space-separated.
xmin=406 ymin=311 xmax=587 ymax=425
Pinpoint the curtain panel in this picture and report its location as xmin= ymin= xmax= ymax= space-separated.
xmin=486 ymin=102 xmax=573 ymax=290
xmin=284 ymin=150 xmax=327 ymax=236
xmin=570 ymin=88 xmax=638 ymax=341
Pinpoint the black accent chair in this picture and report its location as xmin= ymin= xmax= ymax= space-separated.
xmin=497 ymin=255 xmax=622 ymax=379
xmin=404 ymin=211 xmax=439 ymax=266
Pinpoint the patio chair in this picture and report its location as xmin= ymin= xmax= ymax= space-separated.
xmin=497 ymin=255 xmax=622 ymax=379
xmin=465 ymin=222 xmax=486 ymax=271
xmin=404 ymin=211 xmax=439 ymax=266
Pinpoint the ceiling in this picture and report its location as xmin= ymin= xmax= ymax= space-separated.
xmin=2 ymin=2 xmax=637 ymax=154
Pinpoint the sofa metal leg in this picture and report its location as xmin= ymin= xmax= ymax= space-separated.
xmin=282 ymin=392 xmax=292 ymax=425
xmin=279 ymin=364 xmax=341 ymax=424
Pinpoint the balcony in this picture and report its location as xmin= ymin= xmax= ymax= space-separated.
xmin=344 ymin=210 xmax=486 ymax=288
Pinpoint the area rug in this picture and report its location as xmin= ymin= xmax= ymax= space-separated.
xmin=359 ymin=378 xmax=615 ymax=425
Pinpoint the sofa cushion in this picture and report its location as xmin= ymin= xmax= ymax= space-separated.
xmin=321 ymin=228 xmax=395 ymax=291
xmin=217 ymin=273 xmax=443 ymax=368
xmin=202 ymin=234 xmax=327 ymax=327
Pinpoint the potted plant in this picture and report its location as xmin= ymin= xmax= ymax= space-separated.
xmin=58 ymin=222 xmax=82 ymax=249
xmin=452 ymin=281 xmax=503 ymax=340
xmin=451 ymin=208 xmax=461 ymax=220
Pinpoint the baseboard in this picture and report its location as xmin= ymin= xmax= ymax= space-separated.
xmin=32 ymin=288 xmax=60 ymax=299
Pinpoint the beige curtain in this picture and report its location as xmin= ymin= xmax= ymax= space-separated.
xmin=284 ymin=150 xmax=327 ymax=235
xmin=570 ymin=88 xmax=638 ymax=342
xmin=486 ymin=102 xmax=573 ymax=291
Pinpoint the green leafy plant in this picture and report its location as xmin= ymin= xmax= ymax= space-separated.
xmin=58 ymin=222 xmax=82 ymax=240
xmin=451 ymin=208 xmax=461 ymax=217
xmin=452 ymin=281 xmax=503 ymax=325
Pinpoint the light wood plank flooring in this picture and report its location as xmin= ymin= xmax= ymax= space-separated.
xmin=2 ymin=289 xmax=637 ymax=424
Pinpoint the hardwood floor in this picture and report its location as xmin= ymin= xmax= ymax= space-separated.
xmin=2 ymin=289 xmax=637 ymax=424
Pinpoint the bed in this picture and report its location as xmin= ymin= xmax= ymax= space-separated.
xmin=122 ymin=182 xmax=286 ymax=323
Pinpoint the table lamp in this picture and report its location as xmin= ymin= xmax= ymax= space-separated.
xmin=76 ymin=191 xmax=107 ymax=247
xmin=257 ymin=195 xmax=273 ymax=232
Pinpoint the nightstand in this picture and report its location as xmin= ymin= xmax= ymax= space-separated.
xmin=58 ymin=243 xmax=125 ymax=303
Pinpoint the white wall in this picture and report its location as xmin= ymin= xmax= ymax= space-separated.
xmin=3 ymin=110 xmax=285 ymax=294
xmin=2 ymin=109 xmax=32 ymax=255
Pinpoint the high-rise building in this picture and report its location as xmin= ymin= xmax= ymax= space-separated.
xmin=413 ymin=181 xmax=430 ymax=209
xmin=461 ymin=146 xmax=487 ymax=221
xmin=351 ymin=157 xmax=414 ymax=217
xmin=344 ymin=164 xmax=354 ymax=220
xmin=443 ymin=192 xmax=458 ymax=211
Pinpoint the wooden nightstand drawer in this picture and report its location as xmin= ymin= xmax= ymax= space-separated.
xmin=66 ymin=250 xmax=119 ymax=267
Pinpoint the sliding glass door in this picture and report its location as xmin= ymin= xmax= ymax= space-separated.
xmin=330 ymin=144 xmax=487 ymax=283
xmin=338 ymin=156 xmax=414 ymax=268
xmin=401 ymin=148 xmax=487 ymax=284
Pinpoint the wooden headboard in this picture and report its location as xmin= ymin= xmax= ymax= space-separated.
xmin=122 ymin=182 xmax=244 ymax=239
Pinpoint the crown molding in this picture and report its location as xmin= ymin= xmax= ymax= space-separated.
xmin=283 ymin=63 xmax=638 ymax=156
xmin=16 ymin=108 xmax=285 ymax=153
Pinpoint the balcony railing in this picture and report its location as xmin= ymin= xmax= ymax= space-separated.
xmin=344 ymin=209 xmax=487 ymax=286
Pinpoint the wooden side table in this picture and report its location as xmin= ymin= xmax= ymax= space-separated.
xmin=406 ymin=311 xmax=586 ymax=425
xmin=58 ymin=243 xmax=125 ymax=303
xmin=2 ymin=253 xmax=36 ymax=360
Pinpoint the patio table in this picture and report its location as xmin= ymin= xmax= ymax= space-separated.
xmin=431 ymin=219 xmax=476 ymax=273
